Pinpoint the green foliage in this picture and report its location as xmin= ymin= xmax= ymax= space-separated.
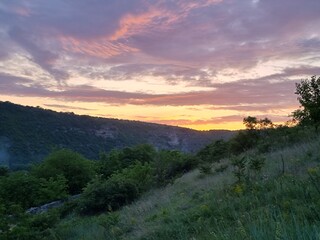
xmin=229 ymin=116 xmax=274 ymax=154
xmin=197 ymin=139 xmax=229 ymax=163
xmin=307 ymin=166 xmax=320 ymax=194
xmin=136 ymin=174 xmax=320 ymax=240
xmin=0 ymin=209 xmax=61 ymax=240
xmin=78 ymin=177 xmax=138 ymax=215
xmin=293 ymin=75 xmax=320 ymax=129
xmin=229 ymin=130 xmax=259 ymax=154
xmin=199 ymin=162 xmax=212 ymax=175
xmin=114 ymin=161 xmax=155 ymax=194
xmin=0 ymin=166 xmax=9 ymax=176
xmin=52 ymin=124 xmax=320 ymax=240
xmin=97 ymin=144 xmax=156 ymax=179
xmin=97 ymin=212 xmax=122 ymax=238
xmin=121 ymin=144 xmax=157 ymax=167
xmin=231 ymin=155 xmax=248 ymax=183
xmin=37 ymin=175 xmax=68 ymax=204
xmin=153 ymin=150 xmax=197 ymax=186
xmin=0 ymin=172 xmax=67 ymax=209
xmin=214 ymin=163 xmax=229 ymax=173
xmin=79 ymin=161 xmax=154 ymax=215
xmin=97 ymin=151 xmax=121 ymax=179
xmin=249 ymin=155 xmax=266 ymax=173
xmin=231 ymin=154 xmax=266 ymax=184
xmin=32 ymin=149 xmax=94 ymax=194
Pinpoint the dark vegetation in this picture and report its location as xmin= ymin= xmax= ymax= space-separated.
xmin=0 ymin=76 xmax=320 ymax=239
xmin=0 ymin=145 xmax=198 ymax=239
xmin=0 ymin=101 xmax=233 ymax=170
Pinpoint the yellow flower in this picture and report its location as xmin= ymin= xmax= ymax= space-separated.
xmin=233 ymin=184 xmax=244 ymax=194
xmin=308 ymin=167 xmax=318 ymax=175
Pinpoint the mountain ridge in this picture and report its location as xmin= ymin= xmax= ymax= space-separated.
xmin=0 ymin=101 xmax=234 ymax=169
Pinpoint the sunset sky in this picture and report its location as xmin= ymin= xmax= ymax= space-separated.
xmin=1 ymin=0 xmax=320 ymax=130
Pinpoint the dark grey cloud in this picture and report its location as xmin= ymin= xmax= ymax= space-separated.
xmin=86 ymin=63 xmax=213 ymax=85
xmin=43 ymin=104 xmax=95 ymax=111
xmin=0 ymin=71 xmax=298 ymax=108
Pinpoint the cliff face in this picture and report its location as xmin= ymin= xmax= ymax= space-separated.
xmin=0 ymin=101 xmax=234 ymax=169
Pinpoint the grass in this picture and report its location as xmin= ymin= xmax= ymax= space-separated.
xmin=53 ymin=132 xmax=320 ymax=240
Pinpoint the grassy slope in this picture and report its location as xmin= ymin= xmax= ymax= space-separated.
xmin=54 ymin=132 xmax=320 ymax=240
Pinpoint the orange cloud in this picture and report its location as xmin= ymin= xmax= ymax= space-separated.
xmin=110 ymin=0 xmax=223 ymax=41
xmin=109 ymin=8 xmax=164 ymax=41
xmin=59 ymin=35 xmax=138 ymax=58
xmin=58 ymin=0 xmax=224 ymax=59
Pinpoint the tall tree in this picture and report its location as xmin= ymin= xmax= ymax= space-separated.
xmin=293 ymin=76 xmax=320 ymax=131
xmin=32 ymin=149 xmax=94 ymax=194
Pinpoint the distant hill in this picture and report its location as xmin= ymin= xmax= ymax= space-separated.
xmin=0 ymin=101 xmax=234 ymax=169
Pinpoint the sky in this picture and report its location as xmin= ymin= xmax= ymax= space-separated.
xmin=0 ymin=0 xmax=320 ymax=130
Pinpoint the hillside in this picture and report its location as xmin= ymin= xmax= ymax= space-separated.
xmin=53 ymin=126 xmax=320 ymax=240
xmin=1 ymin=115 xmax=320 ymax=239
xmin=0 ymin=101 xmax=234 ymax=169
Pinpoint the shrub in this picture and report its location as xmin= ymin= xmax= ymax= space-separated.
xmin=79 ymin=162 xmax=154 ymax=215
xmin=197 ymin=140 xmax=229 ymax=163
xmin=97 ymin=144 xmax=156 ymax=179
xmin=215 ymin=164 xmax=229 ymax=173
xmin=153 ymin=150 xmax=197 ymax=186
xmin=199 ymin=162 xmax=212 ymax=175
xmin=0 ymin=172 xmax=67 ymax=209
xmin=231 ymin=155 xmax=248 ymax=183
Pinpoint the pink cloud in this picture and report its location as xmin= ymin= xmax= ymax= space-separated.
xmin=59 ymin=35 xmax=139 ymax=58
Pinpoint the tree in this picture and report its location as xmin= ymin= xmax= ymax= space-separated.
xmin=32 ymin=149 xmax=94 ymax=194
xmin=197 ymin=139 xmax=229 ymax=163
xmin=243 ymin=116 xmax=258 ymax=130
xmin=230 ymin=116 xmax=274 ymax=154
xmin=293 ymin=75 xmax=320 ymax=130
xmin=243 ymin=116 xmax=273 ymax=130
xmin=97 ymin=144 xmax=156 ymax=179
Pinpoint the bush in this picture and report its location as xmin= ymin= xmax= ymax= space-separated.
xmin=199 ymin=162 xmax=212 ymax=175
xmin=153 ymin=150 xmax=198 ymax=186
xmin=97 ymin=144 xmax=156 ymax=179
xmin=229 ymin=130 xmax=259 ymax=154
xmin=197 ymin=140 xmax=229 ymax=163
xmin=79 ymin=162 xmax=154 ymax=215
xmin=0 ymin=172 xmax=67 ymax=209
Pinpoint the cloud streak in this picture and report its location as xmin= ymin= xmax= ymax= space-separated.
xmin=0 ymin=72 xmax=297 ymax=108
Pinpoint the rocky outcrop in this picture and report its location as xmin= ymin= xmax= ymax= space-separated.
xmin=26 ymin=194 xmax=81 ymax=214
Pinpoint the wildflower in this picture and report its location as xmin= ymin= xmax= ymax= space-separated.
xmin=233 ymin=184 xmax=244 ymax=194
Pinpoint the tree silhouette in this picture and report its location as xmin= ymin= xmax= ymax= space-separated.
xmin=293 ymin=75 xmax=320 ymax=131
